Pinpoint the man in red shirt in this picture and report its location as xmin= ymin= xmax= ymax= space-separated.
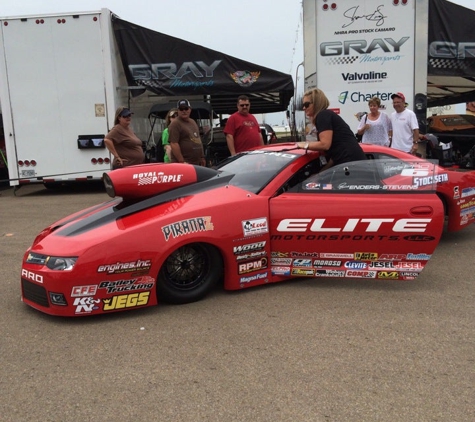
xmin=224 ymin=95 xmax=264 ymax=155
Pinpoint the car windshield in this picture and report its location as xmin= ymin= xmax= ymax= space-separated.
xmin=216 ymin=150 xmax=298 ymax=193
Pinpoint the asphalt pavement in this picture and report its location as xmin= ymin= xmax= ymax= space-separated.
xmin=0 ymin=183 xmax=474 ymax=422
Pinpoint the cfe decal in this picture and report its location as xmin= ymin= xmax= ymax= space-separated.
xmin=162 ymin=216 xmax=214 ymax=241
xmin=133 ymin=171 xmax=183 ymax=186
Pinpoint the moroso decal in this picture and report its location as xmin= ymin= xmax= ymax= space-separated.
xmin=313 ymin=260 xmax=342 ymax=267
xmin=162 ymin=216 xmax=213 ymax=241
xmin=102 ymin=292 xmax=150 ymax=311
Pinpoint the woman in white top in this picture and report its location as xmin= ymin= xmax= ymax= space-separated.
xmin=356 ymin=96 xmax=392 ymax=146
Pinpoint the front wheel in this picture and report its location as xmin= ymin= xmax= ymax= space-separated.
xmin=157 ymin=243 xmax=223 ymax=304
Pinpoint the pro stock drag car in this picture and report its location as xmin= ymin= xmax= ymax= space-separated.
xmin=21 ymin=143 xmax=475 ymax=316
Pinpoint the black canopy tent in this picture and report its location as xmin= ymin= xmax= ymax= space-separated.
xmin=427 ymin=0 xmax=475 ymax=108
xmin=148 ymin=101 xmax=217 ymax=120
xmin=112 ymin=17 xmax=294 ymax=115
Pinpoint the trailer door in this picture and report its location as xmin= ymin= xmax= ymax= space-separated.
xmin=1 ymin=12 xmax=111 ymax=184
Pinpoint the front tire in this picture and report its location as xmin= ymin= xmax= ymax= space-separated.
xmin=157 ymin=243 xmax=223 ymax=304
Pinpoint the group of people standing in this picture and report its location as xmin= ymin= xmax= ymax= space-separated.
xmin=104 ymin=95 xmax=263 ymax=169
xmin=296 ymin=88 xmax=420 ymax=167
xmin=356 ymin=91 xmax=419 ymax=154
xmin=104 ymin=89 xmax=420 ymax=172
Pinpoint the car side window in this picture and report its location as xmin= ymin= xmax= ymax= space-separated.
xmin=278 ymin=159 xmax=322 ymax=194
xmin=300 ymin=161 xmax=383 ymax=192
xmin=296 ymin=159 xmax=439 ymax=193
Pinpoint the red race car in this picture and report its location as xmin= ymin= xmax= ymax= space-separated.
xmin=21 ymin=144 xmax=475 ymax=316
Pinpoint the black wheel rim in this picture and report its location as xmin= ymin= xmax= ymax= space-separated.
xmin=163 ymin=244 xmax=209 ymax=291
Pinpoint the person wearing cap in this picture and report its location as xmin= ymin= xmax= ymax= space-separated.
xmin=104 ymin=106 xmax=145 ymax=169
xmin=168 ymin=99 xmax=206 ymax=166
xmin=389 ymin=92 xmax=419 ymax=154
xmin=224 ymin=95 xmax=264 ymax=155
xmin=161 ymin=108 xmax=178 ymax=163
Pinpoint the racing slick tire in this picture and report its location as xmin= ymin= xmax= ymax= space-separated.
xmin=157 ymin=243 xmax=223 ymax=304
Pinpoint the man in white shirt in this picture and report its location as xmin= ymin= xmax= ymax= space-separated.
xmin=389 ymin=92 xmax=419 ymax=154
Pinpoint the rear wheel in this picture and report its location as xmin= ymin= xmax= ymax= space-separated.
xmin=157 ymin=243 xmax=223 ymax=304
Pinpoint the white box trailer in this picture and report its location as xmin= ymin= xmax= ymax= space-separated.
xmin=302 ymin=0 xmax=429 ymax=132
xmin=0 ymin=9 xmax=143 ymax=187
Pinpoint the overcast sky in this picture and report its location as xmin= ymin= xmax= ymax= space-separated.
xmin=0 ymin=0 xmax=473 ymax=124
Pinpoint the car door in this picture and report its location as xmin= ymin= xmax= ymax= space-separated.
xmin=268 ymin=159 xmax=445 ymax=281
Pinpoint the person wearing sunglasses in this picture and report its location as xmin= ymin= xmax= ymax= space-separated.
xmin=224 ymin=95 xmax=264 ymax=156
xmin=104 ymin=107 xmax=145 ymax=169
xmin=168 ymin=99 xmax=206 ymax=166
xmin=297 ymin=88 xmax=365 ymax=170
xmin=160 ymin=108 xmax=178 ymax=163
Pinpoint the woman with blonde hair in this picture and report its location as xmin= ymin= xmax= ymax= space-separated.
xmin=356 ymin=96 xmax=392 ymax=146
xmin=297 ymin=88 xmax=365 ymax=169
xmin=104 ymin=106 xmax=144 ymax=169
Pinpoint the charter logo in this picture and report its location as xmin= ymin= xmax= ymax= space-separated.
xmin=339 ymin=91 xmax=349 ymax=104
